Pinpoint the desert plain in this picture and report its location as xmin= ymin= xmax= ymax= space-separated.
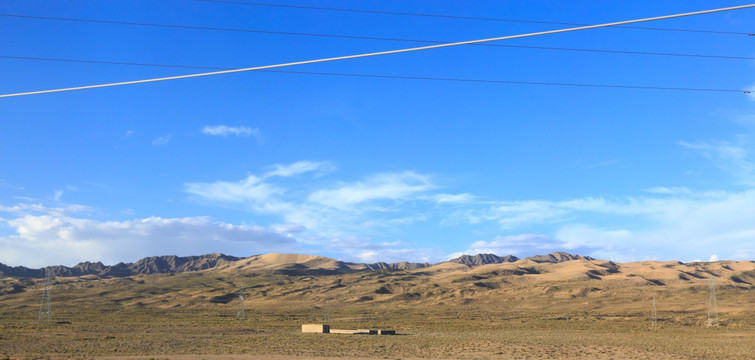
xmin=1 ymin=252 xmax=753 ymax=359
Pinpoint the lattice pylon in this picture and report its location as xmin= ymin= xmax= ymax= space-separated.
xmin=651 ymin=295 xmax=657 ymax=327
xmin=236 ymin=285 xmax=246 ymax=320
xmin=38 ymin=267 xmax=52 ymax=322
xmin=707 ymin=277 xmax=719 ymax=326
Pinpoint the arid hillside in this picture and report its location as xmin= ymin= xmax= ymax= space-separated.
xmin=1 ymin=252 xmax=753 ymax=359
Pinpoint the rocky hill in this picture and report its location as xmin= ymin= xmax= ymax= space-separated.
xmin=527 ymin=251 xmax=595 ymax=263
xmin=448 ymin=253 xmax=519 ymax=267
xmin=360 ymin=261 xmax=431 ymax=271
xmin=0 ymin=253 xmax=241 ymax=278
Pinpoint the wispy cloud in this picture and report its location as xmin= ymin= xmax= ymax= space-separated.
xmin=185 ymin=175 xmax=281 ymax=204
xmin=679 ymin=136 xmax=754 ymax=184
xmin=265 ymin=161 xmax=335 ymax=178
xmin=152 ymin=134 xmax=172 ymax=146
xmin=308 ymin=171 xmax=434 ymax=211
xmin=645 ymin=186 xmax=692 ymax=195
xmin=457 ymin=200 xmax=572 ymax=228
xmin=429 ymin=193 xmax=476 ymax=204
xmin=585 ymin=158 xmax=621 ymax=169
xmin=0 ymin=202 xmax=91 ymax=217
xmin=183 ymin=164 xmax=440 ymax=257
xmin=202 ymin=125 xmax=263 ymax=143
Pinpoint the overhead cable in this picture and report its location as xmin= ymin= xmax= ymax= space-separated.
xmin=1 ymin=55 xmax=748 ymax=94
xmin=0 ymin=14 xmax=751 ymax=61
xmin=2 ymin=4 xmax=754 ymax=98
xmin=195 ymin=0 xmax=754 ymax=36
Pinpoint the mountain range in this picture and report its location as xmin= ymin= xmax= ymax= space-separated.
xmin=1 ymin=251 xmax=597 ymax=278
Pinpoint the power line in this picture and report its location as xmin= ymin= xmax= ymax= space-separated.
xmin=196 ymin=0 xmax=755 ymax=36
xmin=262 ymin=70 xmax=750 ymax=94
xmin=2 ymin=55 xmax=749 ymax=94
xmin=0 ymin=13 xmax=409 ymax=40
xmin=2 ymin=4 xmax=754 ymax=98
xmin=1 ymin=14 xmax=752 ymax=61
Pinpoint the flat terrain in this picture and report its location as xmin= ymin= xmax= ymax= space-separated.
xmin=1 ymin=256 xmax=753 ymax=359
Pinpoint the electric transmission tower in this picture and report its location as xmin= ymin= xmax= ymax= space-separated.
xmin=38 ymin=267 xmax=52 ymax=322
xmin=707 ymin=277 xmax=719 ymax=326
xmin=236 ymin=285 xmax=245 ymax=320
xmin=651 ymin=295 xmax=657 ymax=327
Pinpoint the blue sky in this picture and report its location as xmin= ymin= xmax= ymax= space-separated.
xmin=1 ymin=0 xmax=754 ymax=267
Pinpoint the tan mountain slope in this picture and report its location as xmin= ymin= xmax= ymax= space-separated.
xmin=218 ymin=253 xmax=362 ymax=274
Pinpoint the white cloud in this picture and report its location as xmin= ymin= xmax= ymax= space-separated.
xmin=202 ymin=125 xmax=263 ymax=143
xmin=451 ymin=190 xmax=755 ymax=262
xmin=709 ymin=254 xmax=719 ymax=262
xmin=185 ymin=175 xmax=282 ymax=204
xmin=550 ymin=191 xmax=755 ymax=262
xmin=152 ymin=134 xmax=172 ymax=146
xmin=0 ymin=213 xmax=296 ymax=268
xmin=308 ymin=171 xmax=434 ymax=210
xmin=265 ymin=161 xmax=335 ymax=178
xmin=183 ymin=165 xmax=441 ymax=255
xmin=430 ymin=193 xmax=476 ymax=204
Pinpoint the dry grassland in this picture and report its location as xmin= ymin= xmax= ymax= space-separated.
xmin=1 ymin=259 xmax=753 ymax=359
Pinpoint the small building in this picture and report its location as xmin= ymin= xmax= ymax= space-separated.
xmin=330 ymin=329 xmax=377 ymax=335
xmin=301 ymin=324 xmax=330 ymax=333
xmin=302 ymin=324 xmax=396 ymax=335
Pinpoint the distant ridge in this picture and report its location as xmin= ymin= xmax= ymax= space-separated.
xmin=130 ymin=254 xmax=241 ymax=274
xmin=526 ymin=252 xmax=594 ymax=263
xmin=0 ymin=263 xmax=44 ymax=278
xmin=361 ymin=261 xmax=431 ymax=271
xmin=0 ymin=253 xmax=241 ymax=278
xmin=448 ymin=253 xmax=519 ymax=267
xmin=0 ymin=251 xmax=600 ymax=278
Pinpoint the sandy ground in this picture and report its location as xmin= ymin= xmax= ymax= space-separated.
xmin=96 ymin=356 xmax=428 ymax=360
